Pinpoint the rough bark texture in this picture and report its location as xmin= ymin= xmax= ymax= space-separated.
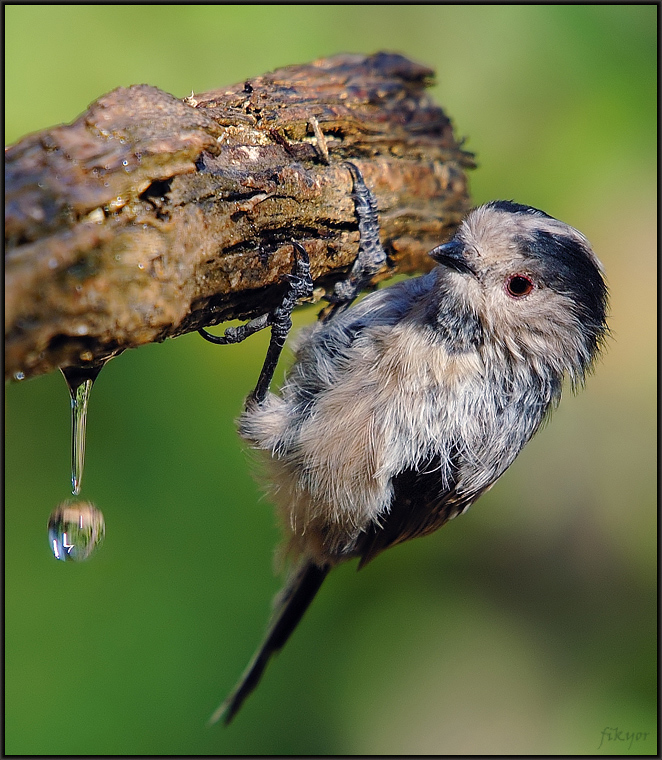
xmin=5 ymin=52 xmax=474 ymax=382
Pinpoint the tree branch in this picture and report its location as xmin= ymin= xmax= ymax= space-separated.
xmin=5 ymin=52 xmax=474 ymax=381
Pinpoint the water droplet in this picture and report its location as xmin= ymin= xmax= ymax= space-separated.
xmin=48 ymin=500 xmax=105 ymax=562
xmin=61 ymin=364 xmax=105 ymax=495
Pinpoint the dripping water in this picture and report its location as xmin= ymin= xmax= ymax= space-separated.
xmin=60 ymin=364 xmax=104 ymax=496
xmin=44 ymin=362 xmax=109 ymax=562
xmin=48 ymin=499 xmax=105 ymax=562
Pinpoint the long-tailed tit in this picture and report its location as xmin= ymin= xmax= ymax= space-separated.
xmin=200 ymin=162 xmax=608 ymax=724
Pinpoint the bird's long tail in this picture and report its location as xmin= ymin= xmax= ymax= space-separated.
xmin=209 ymin=560 xmax=330 ymax=725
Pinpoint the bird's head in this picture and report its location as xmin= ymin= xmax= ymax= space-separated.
xmin=429 ymin=201 xmax=609 ymax=383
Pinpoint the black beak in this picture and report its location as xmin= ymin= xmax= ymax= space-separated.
xmin=429 ymin=239 xmax=476 ymax=276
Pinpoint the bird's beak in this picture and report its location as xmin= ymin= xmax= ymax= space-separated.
xmin=429 ymin=239 xmax=476 ymax=276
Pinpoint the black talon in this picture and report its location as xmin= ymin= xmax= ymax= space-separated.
xmin=286 ymin=242 xmax=314 ymax=299
xmin=198 ymin=314 xmax=270 ymax=346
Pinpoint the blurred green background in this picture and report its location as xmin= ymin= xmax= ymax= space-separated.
xmin=5 ymin=5 xmax=656 ymax=755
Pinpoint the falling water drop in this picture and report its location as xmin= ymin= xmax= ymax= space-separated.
xmin=61 ymin=364 xmax=105 ymax=496
xmin=48 ymin=500 xmax=105 ymax=562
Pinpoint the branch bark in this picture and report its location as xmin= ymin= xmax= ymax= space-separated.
xmin=5 ymin=52 xmax=474 ymax=381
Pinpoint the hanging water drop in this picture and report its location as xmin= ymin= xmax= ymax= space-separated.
xmin=48 ymin=500 xmax=105 ymax=562
xmin=61 ymin=364 xmax=104 ymax=496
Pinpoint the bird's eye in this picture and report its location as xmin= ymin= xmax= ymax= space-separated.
xmin=505 ymin=274 xmax=535 ymax=298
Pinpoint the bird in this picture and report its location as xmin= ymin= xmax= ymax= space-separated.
xmin=201 ymin=164 xmax=608 ymax=724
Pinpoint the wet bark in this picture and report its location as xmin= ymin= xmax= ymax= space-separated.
xmin=5 ymin=52 xmax=474 ymax=381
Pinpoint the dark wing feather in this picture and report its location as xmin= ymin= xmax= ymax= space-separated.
xmin=357 ymin=464 xmax=482 ymax=568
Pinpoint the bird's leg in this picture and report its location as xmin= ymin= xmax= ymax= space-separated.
xmin=321 ymin=162 xmax=389 ymax=321
xmin=248 ymin=244 xmax=312 ymax=405
xmin=199 ymin=242 xmax=312 ymax=405
xmin=200 ymin=162 xmax=385 ymax=397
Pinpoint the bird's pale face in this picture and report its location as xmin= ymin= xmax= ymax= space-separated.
xmin=433 ymin=203 xmax=608 ymax=381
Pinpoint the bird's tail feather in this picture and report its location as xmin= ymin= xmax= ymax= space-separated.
xmin=209 ymin=560 xmax=330 ymax=725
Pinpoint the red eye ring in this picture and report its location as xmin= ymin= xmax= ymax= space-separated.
xmin=505 ymin=274 xmax=535 ymax=298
